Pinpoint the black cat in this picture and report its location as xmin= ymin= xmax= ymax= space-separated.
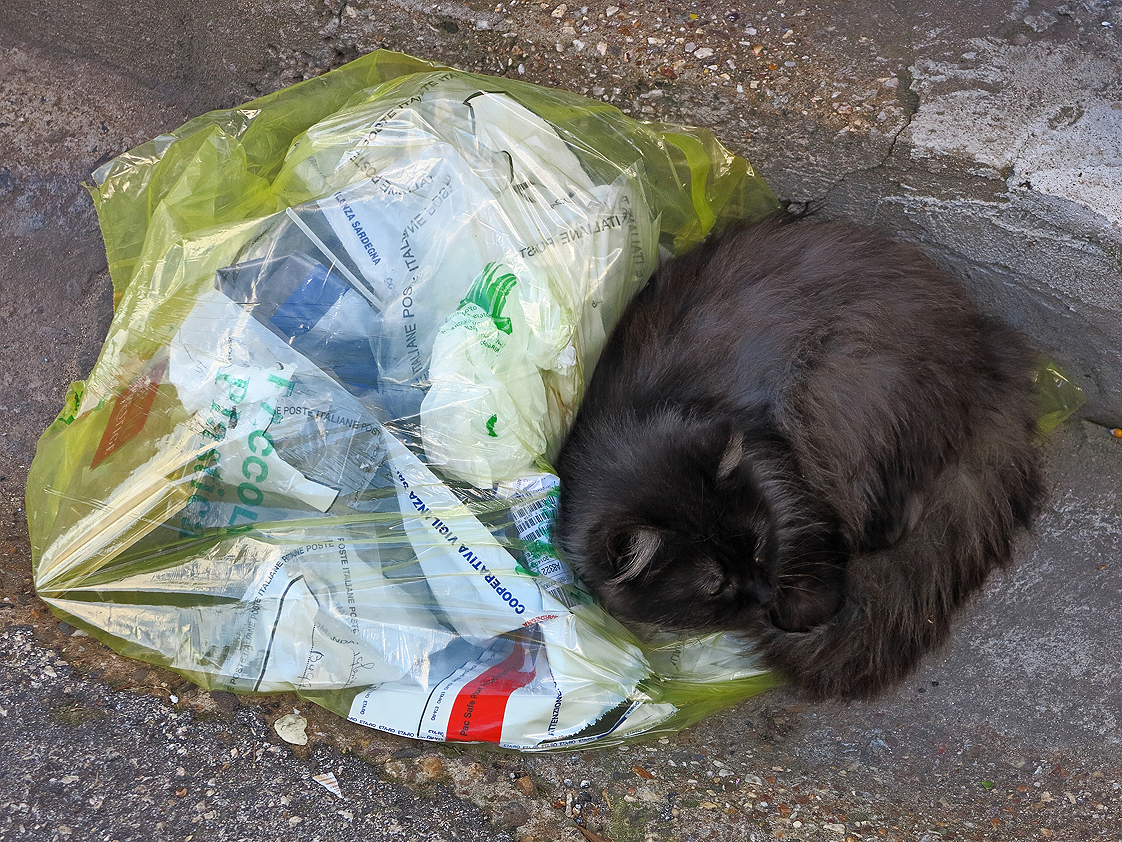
xmin=554 ymin=217 xmax=1044 ymax=700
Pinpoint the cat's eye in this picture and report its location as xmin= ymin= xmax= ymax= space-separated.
xmin=703 ymin=578 xmax=726 ymax=596
xmin=698 ymin=561 xmax=728 ymax=596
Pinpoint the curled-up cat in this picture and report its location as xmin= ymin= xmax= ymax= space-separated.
xmin=554 ymin=217 xmax=1044 ymax=700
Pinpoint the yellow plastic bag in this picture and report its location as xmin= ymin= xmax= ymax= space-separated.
xmin=27 ymin=50 xmax=783 ymax=749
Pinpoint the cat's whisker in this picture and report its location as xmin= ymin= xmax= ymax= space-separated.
xmin=777 ymin=574 xmax=835 ymax=589
xmin=774 ymin=582 xmax=825 ymax=596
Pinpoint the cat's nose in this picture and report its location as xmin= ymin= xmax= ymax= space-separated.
xmin=753 ymin=581 xmax=776 ymax=606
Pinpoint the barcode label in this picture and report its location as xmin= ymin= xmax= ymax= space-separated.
xmin=497 ymin=473 xmax=574 ymax=590
xmin=504 ymin=474 xmax=561 ymax=542
xmin=512 ymin=499 xmax=554 ymax=542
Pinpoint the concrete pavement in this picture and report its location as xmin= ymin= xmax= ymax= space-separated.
xmin=2 ymin=1 xmax=1120 ymax=839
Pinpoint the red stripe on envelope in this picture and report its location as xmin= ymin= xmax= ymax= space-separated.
xmin=447 ymin=641 xmax=535 ymax=743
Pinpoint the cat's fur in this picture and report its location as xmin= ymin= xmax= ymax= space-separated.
xmin=554 ymin=217 xmax=1044 ymax=700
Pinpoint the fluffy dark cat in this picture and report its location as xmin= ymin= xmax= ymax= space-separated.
xmin=553 ymin=217 xmax=1044 ymax=700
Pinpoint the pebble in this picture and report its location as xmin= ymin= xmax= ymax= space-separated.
xmin=515 ymin=775 xmax=536 ymax=796
xmin=499 ymin=801 xmax=530 ymax=828
xmin=694 ymin=47 xmax=714 ymax=59
xmin=417 ymin=755 xmax=443 ymax=781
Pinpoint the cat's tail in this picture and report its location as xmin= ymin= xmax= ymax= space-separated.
xmin=751 ymin=397 xmax=1045 ymax=701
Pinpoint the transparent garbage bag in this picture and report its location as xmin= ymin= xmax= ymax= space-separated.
xmin=27 ymin=51 xmax=784 ymax=749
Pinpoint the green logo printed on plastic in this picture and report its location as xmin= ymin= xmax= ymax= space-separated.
xmin=461 ymin=262 xmax=517 ymax=335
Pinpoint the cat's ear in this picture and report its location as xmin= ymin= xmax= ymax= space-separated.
xmin=607 ymin=527 xmax=662 ymax=584
xmin=717 ymin=430 xmax=744 ymax=482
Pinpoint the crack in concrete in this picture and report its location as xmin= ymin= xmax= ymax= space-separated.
xmin=815 ymin=109 xmax=916 ymax=211
xmin=806 ymin=56 xmax=920 ymax=211
xmin=883 ymin=105 xmax=915 ymax=163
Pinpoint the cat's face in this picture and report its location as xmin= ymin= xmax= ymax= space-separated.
xmin=589 ymin=509 xmax=780 ymax=632
xmin=556 ymin=413 xmax=783 ymax=631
